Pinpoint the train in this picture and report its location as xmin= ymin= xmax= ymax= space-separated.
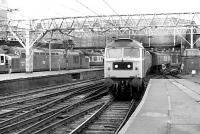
xmin=0 ymin=46 xmax=89 ymax=73
xmin=104 ymin=38 xmax=171 ymax=99
xmin=86 ymin=52 xmax=104 ymax=67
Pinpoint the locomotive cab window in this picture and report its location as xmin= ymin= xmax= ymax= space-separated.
xmin=106 ymin=48 xmax=122 ymax=58
xmin=124 ymin=48 xmax=140 ymax=58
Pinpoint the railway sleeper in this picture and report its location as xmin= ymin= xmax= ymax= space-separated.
xmin=87 ymin=124 xmax=118 ymax=129
xmin=84 ymin=129 xmax=115 ymax=134
xmin=91 ymin=121 xmax=121 ymax=126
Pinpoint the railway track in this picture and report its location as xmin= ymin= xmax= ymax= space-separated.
xmin=163 ymin=74 xmax=182 ymax=79
xmin=0 ymin=78 xmax=103 ymax=103
xmin=20 ymin=96 xmax=137 ymax=134
xmin=0 ymin=78 xmax=104 ymax=108
xmin=0 ymin=78 xmax=141 ymax=134
xmin=0 ymin=79 xmax=107 ymax=134
xmin=0 ymin=91 xmax=137 ymax=134
xmin=0 ymin=79 xmax=104 ymax=117
xmin=74 ymin=99 xmax=136 ymax=134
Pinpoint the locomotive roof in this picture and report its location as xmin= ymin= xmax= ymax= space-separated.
xmin=106 ymin=38 xmax=144 ymax=48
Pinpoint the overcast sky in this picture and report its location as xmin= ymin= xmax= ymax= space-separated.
xmin=5 ymin=0 xmax=200 ymax=19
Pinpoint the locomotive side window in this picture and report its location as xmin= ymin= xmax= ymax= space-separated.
xmin=35 ymin=52 xmax=39 ymax=55
xmin=164 ymin=55 xmax=167 ymax=61
xmin=85 ymin=57 xmax=89 ymax=62
xmin=21 ymin=53 xmax=26 ymax=58
xmin=106 ymin=48 xmax=122 ymax=58
xmin=0 ymin=55 xmax=5 ymax=64
xmin=73 ymin=56 xmax=79 ymax=63
xmin=124 ymin=48 xmax=140 ymax=58
xmin=93 ymin=56 xmax=97 ymax=61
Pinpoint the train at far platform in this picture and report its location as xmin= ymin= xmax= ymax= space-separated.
xmin=0 ymin=46 xmax=89 ymax=73
xmin=104 ymin=38 xmax=171 ymax=99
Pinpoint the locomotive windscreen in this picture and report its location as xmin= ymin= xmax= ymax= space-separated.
xmin=106 ymin=48 xmax=140 ymax=58
xmin=124 ymin=48 xmax=140 ymax=58
xmin=106 ymin=48 xmax=122 ymax=58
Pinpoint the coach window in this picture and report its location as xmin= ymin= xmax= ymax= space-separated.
xmin=124 ymin=48 xmax=140 ymax=58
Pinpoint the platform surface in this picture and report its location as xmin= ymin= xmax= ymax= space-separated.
xmin=0 ymin=68 xmax=103 ymax=81
xmin=181 ymin=74 xmax=200 ymax=84
xmin=119 ymin=79 xmax=200 ymax=134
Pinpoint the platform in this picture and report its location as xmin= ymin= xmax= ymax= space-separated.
xmin=0 ymin=68 xmax=103 ymax=81
xmin=181 ymin=74 xmax=200 ymax=84
xmin=119 ymin=79 xmax=200 ymax=134
xmin=0 ymin=68 xmax=103 ymax=96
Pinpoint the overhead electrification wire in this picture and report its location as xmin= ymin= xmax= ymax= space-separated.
xmin=102 ymin=0 xmax=119 ymax=15
xmin=57 ymin=3 xmax=87 ymax=16
xmin=75 ymin=0 xmax=99 ymax=16
xmin=0 ymin=4 xmax=32 ymax=20
xmin=0 ymin=5 xmax=18 ymax=12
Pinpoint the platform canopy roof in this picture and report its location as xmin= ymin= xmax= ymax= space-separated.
xmin=0 ymin=12 xmax=200 ymax=48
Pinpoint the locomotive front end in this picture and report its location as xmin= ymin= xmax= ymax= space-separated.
xmin=104 ymin=38 xmax=145 ymax=99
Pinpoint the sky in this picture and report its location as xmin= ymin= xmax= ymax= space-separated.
xmin=3 ymin=0 xmax=200 ymax=19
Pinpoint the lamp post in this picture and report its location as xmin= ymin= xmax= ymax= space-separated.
xmin=45 ymin=38 xmax=58 ymax=71
xmin=49 ymin=41 xmax=51 ymax=71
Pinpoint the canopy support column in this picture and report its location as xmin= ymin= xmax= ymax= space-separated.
xmin=25 ymin=29 xmax=33 ymax=73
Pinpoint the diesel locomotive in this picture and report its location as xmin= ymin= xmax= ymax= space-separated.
xmin=104 ymin=38 xmax=171 ymax=99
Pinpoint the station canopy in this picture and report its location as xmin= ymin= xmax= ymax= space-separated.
xmin=1 ymin=12 xmax=200 ymax=48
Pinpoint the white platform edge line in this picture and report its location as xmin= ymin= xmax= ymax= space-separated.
xmin=118 ymin=79 xmax=152 ymax=134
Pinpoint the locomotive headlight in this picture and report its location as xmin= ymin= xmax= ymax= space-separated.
xmin=114 ymin=64 xmax=118 ymax=68
xmin=127 ymin=64 xmax=131 ymax=68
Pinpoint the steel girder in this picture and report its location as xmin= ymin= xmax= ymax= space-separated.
xmin=1 ymin=12 xmax=200 ymax=47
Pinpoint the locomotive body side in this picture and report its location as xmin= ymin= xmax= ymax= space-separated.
xmin=0 ymin=47 xmax=90 ymax=73
xmin=0 ymin=54 xmax=8 ymax=73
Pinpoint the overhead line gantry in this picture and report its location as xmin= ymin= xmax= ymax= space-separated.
xmin=1 ymin=12 xmax=200 ymax=72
